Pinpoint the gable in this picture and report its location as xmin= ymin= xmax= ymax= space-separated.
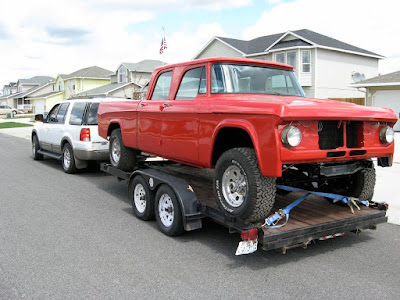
xmin=194 ymin=38 xmax=244 ymax=59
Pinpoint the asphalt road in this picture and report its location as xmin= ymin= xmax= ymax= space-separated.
xmin=1 ymin=133 xmax=400 ymax=300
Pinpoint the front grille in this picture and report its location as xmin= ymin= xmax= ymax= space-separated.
xmin=318 ymin=121 xmax=343 ymax=149
xmin=318 ymin=121 xmax=363 ymax=150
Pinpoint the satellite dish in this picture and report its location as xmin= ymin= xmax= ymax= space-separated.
xmin=352 ymin=72 xmax=366 ymax=83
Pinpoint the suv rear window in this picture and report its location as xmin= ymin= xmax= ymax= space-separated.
xmin=69 ymin=102 xmax=88 ymax=125
xmin=84 ymin=102 xmax=100 ymax=125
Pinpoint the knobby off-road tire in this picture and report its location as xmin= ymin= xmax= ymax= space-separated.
xmin=109 ymin=128 xmax=137 ymax=172
xmin=324 ymin=162 xmax=376 ymax=203
xmin=32 ymin=135 xmax=43 ymax=160
xmin=213 ymin=147 xmax=276 ymax=223
xmin=155 ymin=184 xmax=184 ymax=236
xmin=130 ymin=175 xmax=155 ymax=221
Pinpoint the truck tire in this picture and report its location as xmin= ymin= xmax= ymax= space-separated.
xmin=32 ymin=135 xmax=43 ymax=160
xmin=130 ymin=175 xmax=155 ymax=221
xmin=155 ymin=184 xmax=184 ymax=236
xmin=213 ymin=147 xmax=276 ymax=223
xmin=324 ymin=162 xmax=376 ymax=202
xmin=62 ymin=143 xmax=77 ymax=174
xmin=109 ymin=128 xmax=137 ymax=171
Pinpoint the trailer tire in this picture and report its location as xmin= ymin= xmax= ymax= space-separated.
xmin=155 ymin=184 xmax=184 ymax=236
xmin=32 ymin=135 xmax=43 ymax=160
xmin=109 ymin=128 xmax=137 ymax=171
xmin=130 ymin=175 xmax=155 ymax=221
xmin=213 ymin=147 xmax=276 ymax=223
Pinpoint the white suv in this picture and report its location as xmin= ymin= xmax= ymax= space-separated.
xmin=31 ymin=98 xmax=111 ymax=173
xmin=0 ymin=105 xmax=17 ymax=115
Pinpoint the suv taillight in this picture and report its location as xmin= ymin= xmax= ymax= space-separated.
xmin=80 ymin=128 xmax=91 ymax=141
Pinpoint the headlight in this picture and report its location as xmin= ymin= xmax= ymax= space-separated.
xmin=379 ymin=126 xmax=394 ymax=144
xmin=281 ymin=125 xmax=302 ymax=148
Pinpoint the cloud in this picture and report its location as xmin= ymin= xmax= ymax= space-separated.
xmin=241 ymin=0 xmax=400 ymax=73
xmin=45 ymin=27 xmax=91 ymax=46
xmin=0 ymin=23 xmax=10 ymax=40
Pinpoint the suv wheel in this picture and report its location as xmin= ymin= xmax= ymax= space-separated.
xmin=62 ymin=143 xmax=77 ymax=174
xmin=32 ymin=135 xmax=43 ymax=160
xmin=109 ymin=128 xmax=137 ymax=171
xmin=214 ymin=147 xmax=276 ymax=223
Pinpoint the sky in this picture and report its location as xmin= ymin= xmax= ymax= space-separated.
xmin=1 ymin=0 xmax=399 ymax=88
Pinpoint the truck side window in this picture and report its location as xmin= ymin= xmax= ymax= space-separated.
xmin=175 ymin=67 xmax=206 ymax=100
xmin=151 ymin=71 xmax=173 ymax=100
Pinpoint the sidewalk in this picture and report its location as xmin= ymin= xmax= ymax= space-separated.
xmin=1 ymin=118 xmax=399 ymax=224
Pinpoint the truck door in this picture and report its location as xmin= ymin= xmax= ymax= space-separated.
xmin=137 ymin=70 xmax=173 ymax=155
xmin=160 ymin=66 xmax=205 ymax=164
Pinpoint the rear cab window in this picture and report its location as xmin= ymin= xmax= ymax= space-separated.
xmin=175 ymin=67 xmax=206 ymax=100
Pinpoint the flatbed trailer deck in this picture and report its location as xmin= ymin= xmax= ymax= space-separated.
xmin=100 ymin=162 xmax=388 ymax=253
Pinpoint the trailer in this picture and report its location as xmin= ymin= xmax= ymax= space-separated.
xmin=100 ymin=161 xmax=388 ymax=255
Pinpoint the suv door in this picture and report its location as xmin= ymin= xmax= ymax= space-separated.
xmin=49 ymin=102 xmax=70 ymax=153
xmin=39 ymin=104 xmax=60 ymax=151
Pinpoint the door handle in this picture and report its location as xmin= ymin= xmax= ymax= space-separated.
xmin=140 ymin=103 xmax=148 ymax=107
xmin=163 ymin=103 xmax=171 ymax=108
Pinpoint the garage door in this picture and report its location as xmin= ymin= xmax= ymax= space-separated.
xmin=373 ymin=90 xmax=400 ymax=131
xmin=35 ymin=100 xmax=45 ymax=114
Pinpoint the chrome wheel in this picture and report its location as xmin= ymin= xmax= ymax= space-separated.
xmin=158 ymin=193 xmax=174 ymax=227
xmin=63 ymin=147 xmax=71 ymax=170
xmin=134 ymin=183 xmax=146 ymax=213
xmin=111 ymin=139 xmax=121 ymax=164
xmin=221 ymin=165 xmax=248 ymax=207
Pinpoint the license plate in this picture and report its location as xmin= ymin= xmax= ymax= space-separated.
xmin=235 ymin=240 xmax=258 ymax=255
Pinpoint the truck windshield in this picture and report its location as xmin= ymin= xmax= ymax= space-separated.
xmin=211 ymin=63 xmax=305 ymax=97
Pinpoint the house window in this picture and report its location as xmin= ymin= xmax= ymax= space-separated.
xmin=119 ymin=67 xmax=127 ymax=83
xmin=58 ymin=83 xmax=61 ymax=91
xmin=276 ymin=53 xmax=285 ymax=64
xmin=302 ymin=50 xmax=311 ymax=73
xmin=275 ymin=52 xmax=297 ymax=68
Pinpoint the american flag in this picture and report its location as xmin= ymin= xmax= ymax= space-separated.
xmin=160 ymin=37 xmax=167 ymax=54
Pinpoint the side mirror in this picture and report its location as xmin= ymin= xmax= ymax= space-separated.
xmin=35 ymin=114 xmax=44 ymax=122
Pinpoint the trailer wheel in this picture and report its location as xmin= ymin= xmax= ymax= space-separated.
xmin=109 ymin=128 xmax=137 ymax=171
xmin=62 ymin=143 xmax=77 ymax=174
xmin=32 ymin=135 xmax=43 ymax=160
xmin=214 ymin=147 xmax=276 ymax=223
xmin=155 ymin=184 xmax=184 ymax=236
xmin=130 ymin=175 xmax=155 ymax=221
xmin=324 ymin=163 xmax=376 ymax=202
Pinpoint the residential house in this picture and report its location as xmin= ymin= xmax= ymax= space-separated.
xmin=0 ymin=82 xmax=18 ymax=107
xmin=194 ymin=29 xmax=383 ymax=101
xmin=77 ymin=60 xmax=164 ymax=99
xmin=12 ymin=76 xmax=54 ymax=111
xmin=29 ymin=66 xmax=112 ymax=113
xmin=352 ymin=71 xmax=400 ymax=131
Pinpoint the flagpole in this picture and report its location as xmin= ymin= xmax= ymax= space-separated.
xmin=162 ymin=27 xmax=166 ymax=65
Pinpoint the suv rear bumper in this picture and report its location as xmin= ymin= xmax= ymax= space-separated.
xmin=75 ymin=149 xmax=109 ymax=161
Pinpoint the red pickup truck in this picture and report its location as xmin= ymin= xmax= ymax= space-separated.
xmin=98 ymin=57 xmax=397 ymax=223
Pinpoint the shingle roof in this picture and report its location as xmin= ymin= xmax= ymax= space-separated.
xmin=64 ymin=66 xmax=112 ymax=79
xmin=14 ymin=82 xmax=52 ymax=99
xmin=19 ymin=76 xmax=54 ymax=84
xmin=354 ymin=71 xmax=400 ymax=86
xmin=122 ymin=60 xmax=165 ymax=73
xmin=26 ymin=91 xmax=63 ymax=100
xmin=76 ymin=82 xmax=140 ymax=97
xmin=214 ymin=29 xmax=383 ymax=58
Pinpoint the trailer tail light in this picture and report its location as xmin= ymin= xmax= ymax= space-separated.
xmin=241 ymin=228 xmax=258 ymax=241
xmin=80 ymin=128 xmax=91 ymax=141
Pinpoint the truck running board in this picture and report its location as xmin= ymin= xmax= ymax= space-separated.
xmin=37 ymin=149 xmax=62 ymax=160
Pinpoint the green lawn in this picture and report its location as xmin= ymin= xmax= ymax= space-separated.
xmin=0 ymin=122 xmax=33 ymax=129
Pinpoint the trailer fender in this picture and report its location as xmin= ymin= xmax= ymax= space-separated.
xmin=128 ymin=169 xmax=203 ymax=231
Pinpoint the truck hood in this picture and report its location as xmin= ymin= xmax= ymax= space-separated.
xmin=210 ymin=94 xmax=398 ymax=122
